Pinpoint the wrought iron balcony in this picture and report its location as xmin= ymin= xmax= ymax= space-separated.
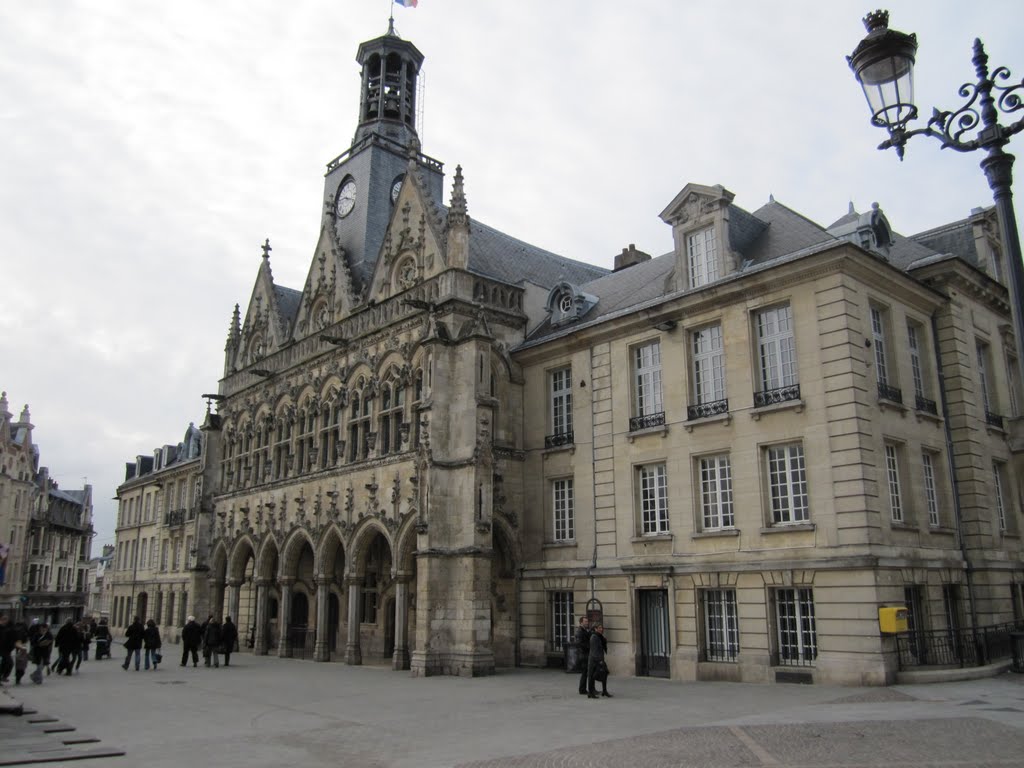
xmin=687 ymin=399 xmax=729 ymax=420
xmin=986 ymin=410 xmax=1005 ymax=429
xmin=544 ymin=431 xmax=575 ymax=449
xmin=164 ymin=509 xmax=186 ymax=527
xmin=753 ymin=384 xmax=801 ymax=408
xmin=877 ymin=382 xmax=903 ymax=404
xmin=915 ymin=395 xmax=938 ymax=415
xmin=629 ymin=412 xmax=666 ymax=431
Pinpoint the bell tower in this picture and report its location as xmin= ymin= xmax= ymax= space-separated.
xmin=353 ymin=18 xmax=423 ymax=147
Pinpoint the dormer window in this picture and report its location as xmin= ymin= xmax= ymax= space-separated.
xmin=688 ymin=226 xmax=718 ymax=288
xmin=546 ymin=282 xmax=598 ymax=327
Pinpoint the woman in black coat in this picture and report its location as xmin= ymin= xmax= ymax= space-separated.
xmin=122 ymin=617 xmax=145 ymax=671
xmin=143 ymin=619 xmax=162 ymax=671
xmin=220 ymin=617 xmax=238 ymax=667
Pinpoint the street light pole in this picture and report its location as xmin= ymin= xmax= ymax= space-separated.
xmin=848 ymin=11 xmax=1024 ymax=389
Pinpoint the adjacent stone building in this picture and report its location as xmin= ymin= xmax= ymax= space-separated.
xmin=0 ymin=392 xmax=37 ymax=617
xmin=115 ymin=24 xmax=1024 ymax=684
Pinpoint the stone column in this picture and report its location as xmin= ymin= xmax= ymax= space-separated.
xmin=344 ymin=575 xmax=362 ymax=666
xmin=392 ymin=576 xmax=411 ymax=671
xmin=314 ymin=576 xmax=330 ymax=662
xmin=206 ymin=577 xmax=224 ymax=622
xmin=227 ymin=578 xmax=242 ymax=622
xmin=253 ymin=578 xmax=270 ymax=655
xmin=278 ymin=579 xmax=293 ymax=658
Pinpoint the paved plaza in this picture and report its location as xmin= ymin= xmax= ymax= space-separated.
xmin=4 ymin=647 xmax=1024 ymax=767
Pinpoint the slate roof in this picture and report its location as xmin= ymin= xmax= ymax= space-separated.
xmin=908 ymin=217 xmax=981 ymax=268
xmin=274 ymin=285 xmax=303 ymax=332
xmin=466 ymin=218 xmax=609 ymax=289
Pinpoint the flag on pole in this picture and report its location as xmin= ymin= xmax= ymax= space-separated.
xmin=395 ymin=0 xmax=418 ymax=6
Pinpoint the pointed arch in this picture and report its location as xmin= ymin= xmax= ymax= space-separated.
xmin=393 ymin=516 xmax=420 ymax=576
xmin=256 ymin=534 xmax=281 ymax=582
xmin=347 ymin=519 xmax=394 ymax=577
xmin=227 ymin=535 xmax=259 ymax=582
xmin=280 ymin=528 xmax=317 ymax=580
xmin=209 ymin=540 xmax=229 ymax=581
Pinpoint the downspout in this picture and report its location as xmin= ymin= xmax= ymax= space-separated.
xmin=930 ymin=313 xmax=981 ymax=649
xmin=588 ymin=346 xmax=599 ymax=601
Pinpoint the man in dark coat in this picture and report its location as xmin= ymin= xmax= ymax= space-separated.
xmin=55 ymin=618 xmax=81 ymax=675
xmin=0 ymin=614 xmax=14 ymax=684
xmin=574 ymin=615 xmax=591 ymax=695
xmin=203 ymin=616 xmax=222 ymax=668
xmin=221 ymin=616 xmax=238 ymax=667
xmin=122 ymin=616 xmax=145 ymax=671
xmin=181 ymin=616 xmax=202 ymax=667
xmin=587 ymin=623 xmax=611 ymax=698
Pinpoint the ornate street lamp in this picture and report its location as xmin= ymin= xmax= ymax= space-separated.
xmin=849 ymin=9 xmax=1024 ymax=396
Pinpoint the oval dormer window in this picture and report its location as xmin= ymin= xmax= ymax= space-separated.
xmin=559 ymin=294 xmax=573 ymax=314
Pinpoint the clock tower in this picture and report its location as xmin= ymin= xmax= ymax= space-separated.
xmin=322 ymin=20 xmax=444 ymax=298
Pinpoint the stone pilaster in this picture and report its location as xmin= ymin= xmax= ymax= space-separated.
xmin=253 ymin=578 xmax=270 ymax=655
xmin=314 ymin=576 xmax=331 ymax=662
xmin=345 ymin=576 xmax=362 ymax=665
xmin=277 ymin=579 xmax=293 ymax=658
xmin=392 ymin=576 xmax=411 ymax=670
xmin=227 ymin=578 xmax=242 ymax=622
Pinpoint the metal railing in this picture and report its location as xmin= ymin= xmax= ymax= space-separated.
xmin=629 ymin=412 xmax=666 ymax=431
xmin=687 ymin=399 xmax=729 ymax=420
xmin=986 ymin=410 xmax=1005 ymax=429
xmin=915 ymin=395 xmax=938 ymax=415
xmin=896 ymin=621 xmax=1023 ymax=670
xmin=544 ymin=431 xmax=574 ymax=449
xmin=877 ymin=381 xmax=903 ymax=404
xmin=753 ymin=384 xmax=801 ymax=408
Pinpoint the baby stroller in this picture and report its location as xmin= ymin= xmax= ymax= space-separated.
xmin=94 ymin=635 xmax=111 ymax=660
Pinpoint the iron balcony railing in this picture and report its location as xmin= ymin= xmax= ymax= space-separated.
xmin=687 ymin=398 xmax=729 ymax=421
xmin=164 ymin=509 xmax=187 ymax=527
xmin=896 ymin=621 xmax=1023 ymax=670
xmin=877 ymin=381 xmax=903 ymax=404
xmin=986 ymin=410 xmax=1005 ymax=429
xmin=629 ymin=412 xmax=666 ymax=431
xmin=915 ymin=394 xmax=938 ymax=415
xmin=753 ymin=384 xmax=801 ymax=408
xmin=544 ymin=431 xmax=574 ymax=449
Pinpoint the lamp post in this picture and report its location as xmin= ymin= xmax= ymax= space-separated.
xmin=848 ymin=9 xmax=1024 ymax=391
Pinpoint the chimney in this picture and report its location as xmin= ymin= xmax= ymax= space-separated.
xmin=613 ymin=243 xmax=651 ymax=272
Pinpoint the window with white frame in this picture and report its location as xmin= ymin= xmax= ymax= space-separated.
xmin=633 ymin=341 xmax=664 ymax=421
xmin=1008 ymin=353 xmax=1020 ymax=418
xmin=687 ymin=226 xmax=718 ymax=288
xmin=884 ymin=443 xmax=904 ymax=523
xmin=765 ymin=443 xmax=808 ymax=524
xmin=871 ymin=306 xmax=891 ymax=386
xmin=977 ymin=340 xmax=995 ymax=416
xmin=549 ymin=366 xmax=573 ymax=440
xmin=638 ymin=463 xmax=669 ymax=535
xmin=552 ymin=478 xmax=575 ymax=542
xmin=755 ymin=304 xmax=798 ymax=395
xmin=699 ymin=454 xmax=734 ymax=530
xmin=703 ymin=588 xmax=739 ymax=661
xmin=551 ymin=591 xmax=574 ymax=651
xmin=994 ymin=460 xmax=1008 ymax=532
xmin=775 ymin=587 xmax=817 ymax=666
xmin=692 ymin=323 xmax=726 ymax=408
xmin=922 ymin=450 xmax=940 ymax=528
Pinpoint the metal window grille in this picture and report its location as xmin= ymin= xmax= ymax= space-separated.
xmin=639 ymin=464 xmax=669 ymax=535
xmin=704 ymin=589 xmax=739 ymax=661
xmin=700 ymin=454 xmax=734 ymax=530
xmin=922 ymin=451 xmax=940 ymax=527
xmin=776 ymin=587 xmax=817 ymax=666
xmin=687 ymin=226 xmax=718 ymax=288
xmin=552 ymin=478 xmax=575 ymax=542
xmin=885 ymin=444 xmax=903 ymax=523
xmin=634 ymin=342 xmax=663 ymax=418
xmin=551 ymin=591 xmax=574 ymax=651
xmin=757 ymin=305 xmax=797 ymax=391
xmin=693 ymin=324 xmax=726 ymax=405
xmin=767 ymin=444 xmax=808 ymax=524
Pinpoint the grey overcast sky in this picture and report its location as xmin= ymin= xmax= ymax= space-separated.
xmin=2 ymin=0 xmax=1023 ymax=550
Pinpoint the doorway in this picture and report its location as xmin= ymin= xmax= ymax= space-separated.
xmin=638 ymin=589 xmax=671 ymax=678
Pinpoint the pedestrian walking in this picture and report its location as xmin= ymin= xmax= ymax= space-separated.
xmin=574 ymin=615 xmax=591 ymax=695
xmin=587 ymin=623 xmax=612 ymax=699
xmin=122 ymin=616 xmax=144 ymax=671
xmin=93 ymin=618 xmax=111 ymax=660
xmin=200 ymin=613 xmax=213 ymax=666
xmin=0 ymin=614 xmax=14 ymax=685
xmin=181 ymin=615 xmax=202 ymax=667
xmin=55 ymin=618 xmax=81 ymax=676
xmin=13 ymin=641 xmax=29 ymax=685
xmin=204 ymin=616 xmax=222 ymax=668
xmin=78 ymin=620 xmax=92 ymax=663
xmin=221 ymin=616 xmax=238 ymax=667
xmin=143 ymin=619 xmax=162 ymax=670
xmin=30 ymin=622 xmax=53 ymax=683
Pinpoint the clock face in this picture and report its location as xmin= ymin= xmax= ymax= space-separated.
xmin=390 ymin=176 xmax=404 ymax=205
xmin=336 ymin=180 xmax=357 ymax=218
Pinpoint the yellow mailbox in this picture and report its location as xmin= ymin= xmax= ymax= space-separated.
xmin=878 ymin=606 xmax=909 ymax=634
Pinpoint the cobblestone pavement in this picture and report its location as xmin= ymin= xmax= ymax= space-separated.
xmin=3 ymin=647 xmax=1024 ymax=768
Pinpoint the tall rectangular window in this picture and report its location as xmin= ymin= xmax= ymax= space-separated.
xmin=994 ymin=461 xmax=1008 ymax=532
xmin=687 ymin=226 xmax=718 ymax=288
xmin=766 ymin=443 xmax=808 ymax=524
xmin=703 ymin=589 xmax=739 ymax=662
xmin=699 ymin=454 xmax=734 ymax=530
xmin=756 ymin=305 xmax=797 ymax=392
xmin=550 ymin=366 xmax=573 ymax=440
xmin=1008 ymin=353 xmax=1020 ymax=418
xmin=871 ymin=307 xmax=890 ymax=385
xmin=885 ymin=443 xmax=904 ymax=523
xmin=977 ymin=341 xmax=994 ymax=415
xmin=775 ymin=587 xmax=817 ymax=666
xmin=692 ymin=324 xmax=726 ymax=407
xmin=552 ymin=478 xmax=575 ymax=542
xmin=551 ymin=591 xmax=574 ymax=651
xmin=908 ymin=322 xmax=925 ymax=398
xmin=922 ymin=450 xmax=940 ymax=528
xmin=633 ymin=341 xmax=664 ymax=419
xmin=638 ymin=463 xmax=669 ymax=535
